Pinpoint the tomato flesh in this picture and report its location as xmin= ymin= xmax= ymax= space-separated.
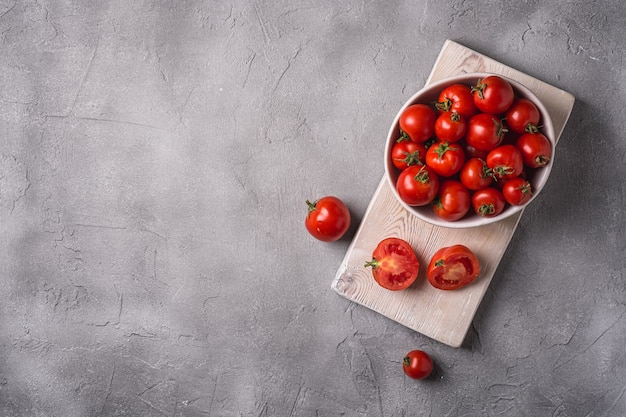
xmin=427 ymin=245 xmax=480 ymax=290
xmin=365 ymin=238 xmax=419 ymax=291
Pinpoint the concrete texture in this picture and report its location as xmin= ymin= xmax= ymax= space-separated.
xmin=0 ymin=1 xmax=625 ymax=416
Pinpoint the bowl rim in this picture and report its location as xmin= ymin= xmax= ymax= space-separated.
xmin=384 ymin=72 xmax=556 ymax=229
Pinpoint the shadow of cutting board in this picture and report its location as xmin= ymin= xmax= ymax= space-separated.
xmin=331 ymin=40 xmax=575 ymax=348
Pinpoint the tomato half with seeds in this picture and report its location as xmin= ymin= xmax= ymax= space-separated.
xmin=396 ymin=165 xmax=440 ymax=206
xmin=471 ymin=75 xmax=514 ymax=114
xmin=472 ymin=187 xmax=506 ymax=217
xmin=391 ymin=138 xmax=427 ymax=170
xmin=399 ymin=104 xmax=436 ymax=143
xmin=427 ymin=245 xmax=480 ymax=290
xmin=364 ymin=238 xmax=420 ymax=291
xmin=425 ymin=141 xmax=465 ymax=177
xmin=403 ymin=350 xmax=433 ymax=380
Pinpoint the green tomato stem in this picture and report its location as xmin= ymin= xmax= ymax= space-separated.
xmin=306 ymin=199 xmax=317 ymax=213
xmin=414 ymin=166 xmax=431 ymax=183
xmin=364 ymin=258 xmax=379 ymax=269
xmin=479 ymin=203 xmax=495 ymax=216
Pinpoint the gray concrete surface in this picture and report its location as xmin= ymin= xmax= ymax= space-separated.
xmin=0 ymin=1 xmax=625 ymax=416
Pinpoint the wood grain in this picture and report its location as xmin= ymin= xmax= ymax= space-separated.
xmin=331 ymin=40 xmax=575 ymax=347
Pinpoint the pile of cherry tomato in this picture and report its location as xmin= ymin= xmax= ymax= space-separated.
xmin=392 ymin=75 xmax=552 ymax=221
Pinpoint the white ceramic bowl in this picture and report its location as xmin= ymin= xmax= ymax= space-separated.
xmin=384 ymin=73 xmax=556 ymax=228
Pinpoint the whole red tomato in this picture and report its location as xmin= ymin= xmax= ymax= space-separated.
xmin=396 ymin=165 xmax=440 ymax=206
xmin=486 ymin=144 xmax=524 ymax=181
xmin=466 ymin=113 xmax=506 ymax=152
xmin=427 ymin=244 xmax=480 ymax=290
xmin=502 ymin=178 xmax=533 ymax=205
xmin=399 ymin=104 xmax=436 ymax=143
xmin=425 ymin=141 xmax=465 ymax=177
xmin=472 ymin=187 xmax=506 ymax=217
xmin=505 ymin=98 xmax=541 ymax=134
xmin=434 ymin=111 xmax=467 ymax=142
xmin=432 ymin=180 xmax=471 ymax=222
xmin=305 ymin=197 xmax=350 ymax=242
xmin=471 ymin=75 xmax=514 ymax=114
xmin=402 ymin=350 xmax=433 ymax=380
xmin=391 ymin=139 xmax=427 ymax=170
xmin=435 ymin=83 xmax=477 ymax=118
xmin=460 ymin=158 xmax=493 ymax=190
xmin=515 ymin=132 xmax=552 ymax=168
xmin=364 ymin=238 xmax=420 ymax=291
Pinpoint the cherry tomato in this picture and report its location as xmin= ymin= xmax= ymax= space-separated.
xmin=396 ymin=165 xmax=440 ymax=206
xmin=391 ymin=138 xmax=427 ymax=170
xmin=402 ymin=350 xmax=433 ymax=380
xmin=427 ymin=245 xmax=481 ymax=290
xmin=399 ymin=104 xmax=436 ymax=143
xmin=435 ymin=83 xmax=477 ymax=118
xmin=502 ymin=178 xmax=533 ymax=205
xmin=305 ymin=197 xmax=350 ymax=242
xmin=434 ymin=111 xmax=467 ymax=142
xmin=432 ymin=180 xmax=471 ymax=222
xmin=466 ymin=113 xmax=506 ymax=152
xmin=515 ymin=132 xmax=552 ymax=168
xmin=364 ymin=238 xmax=420 ymax=291
xmin=471 ymin=75 xmax=514 ymax=114
xmin=472 ymin=187 xmax=506 ymax=217
xmin=505 ymin=98 xmax=541 ymax=134
xmin=425 ymin=141 xmax=466 ymax=177
xmin=460 ymin=158 xmax=493 ymax=190
xmin=486 ymin=144 xmax=524 ymax=181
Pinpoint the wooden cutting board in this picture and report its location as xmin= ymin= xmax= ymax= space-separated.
xmin=331 ymin=40 xmax=575 ymax=347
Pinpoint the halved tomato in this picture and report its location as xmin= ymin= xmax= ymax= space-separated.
xmin=364 ymin=238 xmax=420 ymax=291
xmin=427 ymin=245 xmax=480 ymax=290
